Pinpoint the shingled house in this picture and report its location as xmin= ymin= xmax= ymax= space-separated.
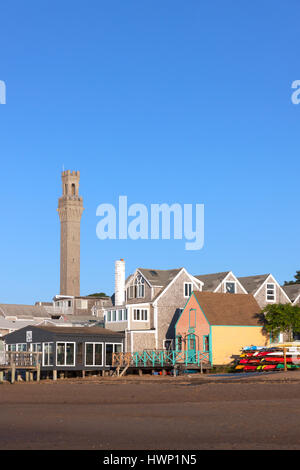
xmin=282 ymin=284 xmax=300 ymax=306
xmin=98 ymin=261 xmax=203 ymax=352
xmin=237 ymin=274 xmax=290 ymax=308
xmin=195 ymin=271 xmax=247 ymax=295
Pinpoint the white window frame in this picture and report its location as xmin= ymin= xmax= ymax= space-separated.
xmin=224 ymin=281 xmax=236 ymax=294
xmin=85 ymin=342 xmax=104 ymax=367
xmin=42 ymin=342 xmax=54 ymax=366
xmin=266 ymin=283 xmax=276 ymax=302
xmin=105 ymin=342 xmax=123 ymax=366
xmin=133 ymin=308 xmax=148 ymax=322
xmin=184 ymin=282 xmax=192 ymax=298
xmin=56 ymin=342 xmax=76 ymax=367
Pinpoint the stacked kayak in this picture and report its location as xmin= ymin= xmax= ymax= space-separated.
xmin=235 ymin=346 xmax=300 ymax=372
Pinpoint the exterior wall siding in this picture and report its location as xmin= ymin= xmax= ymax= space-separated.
xmin=215 ymin=273 xmax=246 ymax=294
xmin=211 ymin=325 xmax=268 ymax=365
xmin=156 ymin=271 xmax=198 ymax=349
xmin=175 ymin=295 xmax=210 ymax=352
xmin=131 ymin=332 xmax=156 ymax=352
xmin=254 ymin=276 xmax=290 ymax=308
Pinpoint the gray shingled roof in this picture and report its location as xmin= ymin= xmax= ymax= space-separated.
xmin=0 ymin=304 xmax=50 ymax=319
xmin=282 ymin=284 xmax=300 ymax=302
xmin=36 ymin=325 xmax=124 ymax=336
xmin=194 ymin=272 xmax=230 ymax=291
xmin=138 ymin=268 xmax=182 ymax=287
xmin=237 ymin=274 xmax=270 ymax=294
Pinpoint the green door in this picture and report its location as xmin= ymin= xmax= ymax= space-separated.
xmin=187 ymin=334 xmax=196 ymax=363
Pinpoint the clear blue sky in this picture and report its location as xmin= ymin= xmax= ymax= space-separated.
xmin=0 ymin=1 xmax=299 ymax=304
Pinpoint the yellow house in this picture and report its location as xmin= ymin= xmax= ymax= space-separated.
xmin=175 ymin=291 xmax=269 ymax=365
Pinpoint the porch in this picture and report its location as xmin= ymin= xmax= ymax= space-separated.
xmin=112 ymin=350 xmax=211 ymax=376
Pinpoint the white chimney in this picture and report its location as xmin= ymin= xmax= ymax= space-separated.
xmin=115 ymin=259 xmax=125 ymax=306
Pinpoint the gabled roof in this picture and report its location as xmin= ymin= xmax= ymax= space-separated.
xmin=194 ymin=272 xmax=230 ymax=291
xmin=282 ymin=284 xmax=300 ymax=302
xmin=193 ymin=291 xmax=261 ymax=326
xmin=137 ymin=268 xmax=182 ymax=287
xmin=237 ymin=274 xmax=270 ymax=294
xmin=0 ymin=304 xmax=50 ymax=319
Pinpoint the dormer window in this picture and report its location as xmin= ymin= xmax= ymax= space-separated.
xmin=127 ymin=274 xmax=145 ymax=299
xmin=135 ymin=275 xmax=145 ymax=298
xmin=266 ymin=283 xmax=276 ymax=302
xmin=225 ymin=282 xmax=236 ymax=294
xmin=184 ymin=282 xmax=192 ymax=298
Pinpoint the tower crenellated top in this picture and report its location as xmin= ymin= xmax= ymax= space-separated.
xmin=60 ymin=169 xmax=81 ymax=198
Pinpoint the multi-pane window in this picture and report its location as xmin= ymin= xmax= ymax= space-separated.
xmin=225 ymin=282 xmax=236 ymax=294
xmin=203 ymin=336 xmax=209 ymax=352
xmin=56 ymin=342 xmax=75 ymax=366
xmin=105 ymin=343 xmax=123 ymax=366
xmin=184 ymin=283 xmax=192 ymax=298
xmin=127 ymin=275 xmax=145 ymax=299
xmin=106 ymin=309 xmax=128 ymax=322
xmin=43 ymin=343 xmax=54 ymax=366
xmin=135 ymin=275 xmax=145 ymax=298
xmin=31 ymin=343 xmax=42 ymax=352
xmin=85 ymin=343 xmax=103 ymax=366
xmin=266 ymin=283 xmax=276 ymax=301
xmin=133 ymin=309 xmax=148 ymax=321
xmin=17 ymin=344 xmax=27 ymax=352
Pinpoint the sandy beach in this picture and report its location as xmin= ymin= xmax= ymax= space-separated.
xmin=1 ymin=371 xmax=300 ymax=450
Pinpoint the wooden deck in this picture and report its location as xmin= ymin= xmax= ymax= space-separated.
xmin=0 ymin=352 xmax=42 ymax=383
xmin=112 ymin=350 xmax=211 ymax=376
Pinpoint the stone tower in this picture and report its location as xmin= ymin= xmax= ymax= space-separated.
xmin=57 ymin=170 xmax=84 ymax=296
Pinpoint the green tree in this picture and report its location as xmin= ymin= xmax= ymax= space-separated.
xmin=262 ymin=303 xmax=300 ymax=342
xmin=284 ymin=271 xmax=300 ymax=285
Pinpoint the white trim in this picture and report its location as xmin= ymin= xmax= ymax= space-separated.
xmin=132 ymin=308 xmax=149 ymax=322
xmin=42 ymin=342 xmax=54 ymax=367
xmin=183 ymin=282 xmax=193 ymax=298
xmin=105 ymin=342 xmax=123 ymax=366
xmin=223 ymin=280 xmax=237 ymax=294
xmin=56 ymin=341 xmax=76 ymax=367
xmin=292 ymin=293 xmax=300 ymax=305
xmin=153 ymin=268 xmax=201 ymax=306
xmin=84 ymin=342 xmax=104 ymax=367
xmin=125 ymin=302 xmax=150 ymax=307
xmin=265 ymin=282 xmax=276 ymax=303
xmin=214 ymin=271 xmax=248 ymax=294
xmin=136 ymin=270 xmax=153 ymax=288
xmin=254 ymin=274 xmax=291 ymax=303
xmin=154 ymin=304 xmax=158 ymax=349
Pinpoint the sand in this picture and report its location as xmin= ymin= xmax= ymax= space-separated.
xmin=1 ymin=371 xmax=300 ymax=450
